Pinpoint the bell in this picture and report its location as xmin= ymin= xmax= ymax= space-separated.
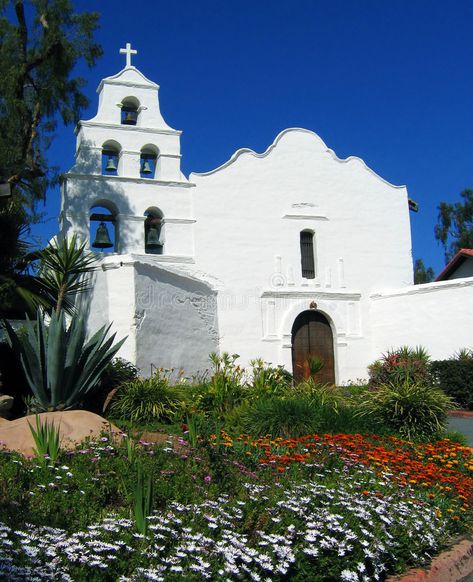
xmin=145 ymin=225 xmax=162 ymax=248
xmin=105 ymin=155 xmax=117 ymax=172
xmin=123 ymin=110 xmax=137 ymax=125
xmin=92 ymin=222 xmax=114 ymax=249
xmin=141 ymin=159 xmax=153 ymax=174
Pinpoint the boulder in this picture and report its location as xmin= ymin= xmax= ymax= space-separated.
xmin=0 ymin=411 xmax=120 ymax=457
xmin=0 ymin=395 xmax=13 ymax=412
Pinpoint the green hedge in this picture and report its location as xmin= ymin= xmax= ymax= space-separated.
xmin=430 ymin=360 xmax=473 ymax=410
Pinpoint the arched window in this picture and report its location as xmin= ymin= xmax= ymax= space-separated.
xmin=144 ymin=208 xmax=163 ymax=255
xmin=121 ymin=96 xmax=140 ymax=126
xmin=102 ymin=141 xmax=121 ymax=176
xmin=300 ymin=230 xmax=315 ymax=279
xmin=140 ymin=145 xmax=158 ymax=179
xmin=90 ymin=202 xmax=118 ymax=253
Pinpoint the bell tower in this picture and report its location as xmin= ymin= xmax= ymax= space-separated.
xmin=61 ymin=43 xmax=195 ymax=260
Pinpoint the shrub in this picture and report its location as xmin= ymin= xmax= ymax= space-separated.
xmin=355 ymin=379 xmax=455 ymax=440
xmin=430 ymin=358 xmax=473 ymax=410
xmin=239 ymin=395 xmax=322 ymax=438
xmin=249 ymin=358 xmax=292 ymax=397
xmin=369 ymin=346 xmax=431 ymax=387
xmin=109 ymin=371 xmax=182 ymax=423
xmin=0 ymin=340 xmax=29 ymax=417
xmin=83 ymin=357 xmax=139 ymax=414
xmin=181 ymin=353 xmax=247 ymax=417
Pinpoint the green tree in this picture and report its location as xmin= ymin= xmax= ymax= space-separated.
xmin=413 ymin=258 xmax=435 ymax=284
xmin=0 ymin=0 xmax=102 ymax=314
xmin=435 ymin=189 xmax=473 ymax=263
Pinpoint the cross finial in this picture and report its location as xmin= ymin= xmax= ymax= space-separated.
xmin=120 ymin=42 xmax=137 ymax=68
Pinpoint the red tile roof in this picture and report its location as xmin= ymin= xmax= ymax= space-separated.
xmin=435 ymin=248 xmax=473 ymax=281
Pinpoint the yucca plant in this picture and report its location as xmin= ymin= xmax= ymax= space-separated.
xmin=33 ymin=234 xmax=97 ymax=315
xmin=2 ymin=310 xmax=125 ymax=411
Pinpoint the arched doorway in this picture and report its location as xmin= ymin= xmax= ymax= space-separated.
xmin=291 ymin=310 xmax=335 ymax=384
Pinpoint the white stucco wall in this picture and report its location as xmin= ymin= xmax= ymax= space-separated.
xmin=371 ymin=278 xmax=473 ymax=360
xmin=83 ymin=255 xmax=219 ymax=376
xmin=190 ymin=129 xmax=413 ymax=380
xmin=134 ymin=261 xmax=219 ymax=376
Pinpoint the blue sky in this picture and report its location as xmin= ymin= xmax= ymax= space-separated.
xmin=34 ymin=0 xmax=473 ymax=275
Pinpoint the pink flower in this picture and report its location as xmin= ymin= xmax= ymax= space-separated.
xmin=204 ymin=475 xmax=212 ymax=483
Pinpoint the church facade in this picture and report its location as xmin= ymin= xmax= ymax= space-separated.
xmin=60 ymin=46 xmax=473 ymax=383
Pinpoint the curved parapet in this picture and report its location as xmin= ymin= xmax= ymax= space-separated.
xmin=191 ymin=128 xmax=405 ymax=190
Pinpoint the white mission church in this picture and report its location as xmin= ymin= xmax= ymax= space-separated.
xmin=60 ymin=44 xmax=473 ymax=383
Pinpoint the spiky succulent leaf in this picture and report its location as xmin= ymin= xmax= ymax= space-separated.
xmin=4 ymin=310 xmax=126 ymax=411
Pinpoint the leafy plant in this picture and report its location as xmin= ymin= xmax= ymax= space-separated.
xmin=249 ymin=358 xmax=292 ymax=397
xmin=132 ymin=465 xmax=153 ymax=535
xmin=430 ymin=357 xmax=473 ymax=410
xmin=454 ymin=347 xmax=473 ymax=361
xmin=84 ymin=356 xmax=139 ymax=414
xmin=240 ymin=395 xmax=322 ymax=438
xmin=185 ymin=353 xmax=246 ymax=417
xmin=28 ymin=414 xmax=61 ymax=464
xmin=369 ymin=346 xmax=431 ymax=387
xmin=185 ymin=413 xmax=206 ymax=448
xmin=307 ymin=354 xmax=325 ymax=376
xmin=33 ymin=235 xmax=97 ymax=314
xmin=2 ymin=310 xmax=125 ymax=411
xmin=355 ymin=379 xmax=455 ymax=440
xmin=109 ymin=371 xmax=182 ymax=423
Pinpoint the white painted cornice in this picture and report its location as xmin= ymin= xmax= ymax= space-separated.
xmin=191 ymin=128 xmax=406 ymax=190
xmin=65 ymin=172 xmax=195 ymax=188
xmin=98 ymin=254 xmax=224 ymax=290
xmin=261 ymin=288 xmax=362 ymax=300
xmin=371 ymin=277 xmax=473 ymax=300
xmin=76 ymin=121 xmax=181 ymax=137
xmin=97 ymin=66 xmax=159 ymax=92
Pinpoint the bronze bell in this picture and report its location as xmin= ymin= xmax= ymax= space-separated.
xmin=123 ymin=110 xmax=138 ymax=125
xmin=92 ymin=222 xmax=114 ymax=249
xmin=141 ymin=159 xmax=153 ymax=175
xmin=146 ymin=225 xmax=161 ymax=248
xmin=105 ymin=155 xmax=117 ymax=172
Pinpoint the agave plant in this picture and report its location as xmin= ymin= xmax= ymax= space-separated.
xmin=2 ymin=310 xmax=126 ymax=411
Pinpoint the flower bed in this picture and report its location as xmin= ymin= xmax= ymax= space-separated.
xmin=0 ymin=431 xmax=471 ymax=581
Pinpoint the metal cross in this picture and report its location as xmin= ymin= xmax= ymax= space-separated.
xmin=120 ymin=43 xmax=137 ymax=67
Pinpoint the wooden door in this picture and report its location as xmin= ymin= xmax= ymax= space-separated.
xmin=291 ymin=311 xmax=335 ymax=384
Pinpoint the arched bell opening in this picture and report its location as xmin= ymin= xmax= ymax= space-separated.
xmin=121 ymin=96 xmax=140 ymax=126
xmin=140 ymin=145 xmax=158 ymax=179
xmin=144 ymin=207 xmax=163 ymax=255
xmin=101 ymin=140 xmax=121 ymax=176
xmin=291 ymin=310 xmax=335 ymax=385
xmin=90 ymin=203 xmax=118 ymax=253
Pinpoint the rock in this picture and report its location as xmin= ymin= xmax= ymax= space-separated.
xmin=0 ymin=395 xmax=13 ymax=412
xmin=0 ymin=411 xmax=120 ymax=457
